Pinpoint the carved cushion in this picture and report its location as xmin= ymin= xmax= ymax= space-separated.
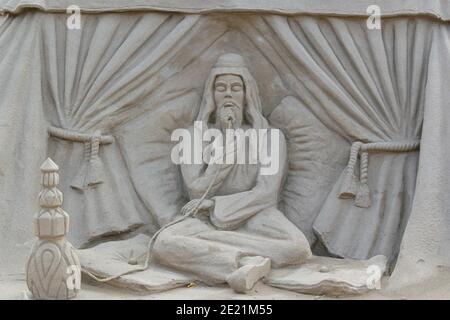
xmin=268 ymin=96 xmax=349 ymax=247
xmin=115 ymin=90 xmax=200 ymax=229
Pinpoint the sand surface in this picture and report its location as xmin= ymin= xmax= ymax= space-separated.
xmin=2 ymin=272 xmax=450 ymax=300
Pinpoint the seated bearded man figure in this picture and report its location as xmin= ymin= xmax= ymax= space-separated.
xmin=153 ymin=53 xmax=311 ymax=293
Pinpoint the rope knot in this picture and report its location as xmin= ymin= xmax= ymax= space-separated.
xmin=48 ymin=126 xmax=114 ymax=190
xmin=339 ymin=141 xmax=362 ymax=199
xmin=339 ymin=140 xmax=420 ymax=208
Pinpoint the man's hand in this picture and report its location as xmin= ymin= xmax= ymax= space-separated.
xmin=181 ymin=199 xmax=215 ymax=217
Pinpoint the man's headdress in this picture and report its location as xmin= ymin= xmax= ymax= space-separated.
xmin=196 ymin=53 xmax=269 ymax=129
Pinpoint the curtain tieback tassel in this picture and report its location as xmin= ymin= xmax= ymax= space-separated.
xmin=48 ymin=126 xmax=114 ymax=190
xmin=339 ymin=140 xmax=420 ymax=208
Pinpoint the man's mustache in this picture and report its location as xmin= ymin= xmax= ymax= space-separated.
xmin=221 ymin=101 xmax=239 ymax=108
xmin=220 ymin=103 xmax=238 ymax=118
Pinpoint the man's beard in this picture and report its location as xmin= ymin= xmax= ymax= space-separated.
xmin=217 ymin=102 xmax=242 ymax=130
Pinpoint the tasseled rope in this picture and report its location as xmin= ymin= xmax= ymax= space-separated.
xmin=86 ymin=131 xmax=104 ymax=187
xmin=339 ymin=142 xmax=362 ymax=199
xmin=355 ymin=151 xmax=370 ymax=208
xmin=71 ymin=141 xmax=91 ymax=190
xmin=339 ymin=140 xmax=420 ymax=208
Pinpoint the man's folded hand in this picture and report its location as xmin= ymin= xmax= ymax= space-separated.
xmin=181 ymin=198 xmax=215 ymax=217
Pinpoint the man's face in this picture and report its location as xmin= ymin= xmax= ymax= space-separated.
xmin=214 ymin=74 xmax=245 ymax=129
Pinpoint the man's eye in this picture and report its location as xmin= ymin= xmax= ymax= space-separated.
xmin=215 ymin=86 xmax=226 ymax=92
xmin=232 ymin=85 xmax=242 ymax=92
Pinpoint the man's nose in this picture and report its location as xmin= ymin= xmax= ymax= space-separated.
xmin=225 ymin=86 xmax=232 ymax=98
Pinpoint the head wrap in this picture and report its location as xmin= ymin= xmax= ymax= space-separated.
xmin=196 ymin=53 xmax=269 ymax=129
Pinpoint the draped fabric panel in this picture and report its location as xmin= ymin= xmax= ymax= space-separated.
xmin=0 ymin=13 xmax=48 ymax=275
xmin=390 ymin=23 xmax=450 ymax=287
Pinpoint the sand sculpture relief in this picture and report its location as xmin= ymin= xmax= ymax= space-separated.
xmin=1 ymin=0 xmax=450 ymax=300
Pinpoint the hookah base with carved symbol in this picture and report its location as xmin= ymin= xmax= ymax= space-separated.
xmin=26 ymin=238 xmax=81 ymax=300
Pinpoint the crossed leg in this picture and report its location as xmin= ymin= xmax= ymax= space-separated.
xmin=153 ymin=207 xmax=311 ymax=291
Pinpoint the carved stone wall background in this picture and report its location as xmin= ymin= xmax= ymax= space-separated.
xmin=1 ymin=6 xmax=450 ymax=290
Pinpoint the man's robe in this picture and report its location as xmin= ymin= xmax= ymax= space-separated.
xmin=153 ymin=127 xmax=311 ymax=284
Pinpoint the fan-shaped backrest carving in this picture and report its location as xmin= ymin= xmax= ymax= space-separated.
xmin=269 ymin=96 xmax=349 ymax=247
